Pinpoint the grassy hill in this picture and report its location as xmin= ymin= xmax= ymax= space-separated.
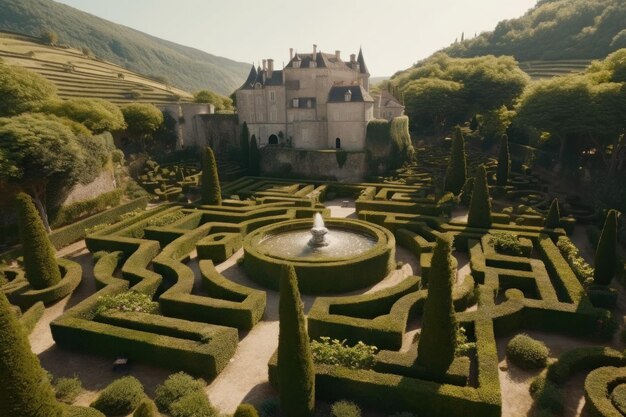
xmin=0 ymin=31 xmax=193 ymax=104
xmin=443 ymin=0 xmax=626 ymax=61
xmin=0 ymin=0 xmax=250 ymax=95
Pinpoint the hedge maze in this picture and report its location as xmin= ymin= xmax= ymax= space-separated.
xmin=1 ymin=163 xmax=621 ymax=416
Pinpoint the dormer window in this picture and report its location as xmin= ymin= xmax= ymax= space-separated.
xmin=293 ymin=61 xmax=300 ymax=68
xmin=309 ymin=61 xmax=317 ymax=68
xmin=254 ymin=82 xmax=262 ymax=89
xmin=344 ymin=90 xmax=352 ymax=102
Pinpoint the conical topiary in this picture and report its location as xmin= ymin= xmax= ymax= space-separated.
xmin=277 ymin=264 xmax=315 ymax=417
xmin=459 ymin=178 xmax=474 ymax=207
xmin=545 ymin=198 xmax=561 ymax=229
xmin=16 ymin=192 xmax=61 ymax=289
xmin=234 ymin=403 xmax=259 ymax=417
xmin=417 ymin=233 xmax=458 ymax=376
xmin=249 ymin=135 xmax=261 ymax=176
xmin=594 ymin=209 xmax=619 ymax=286
xmin=200 ymin=147 xmax=222 ymax=205
xmin=469 ymin=114 xmax=479 ymax=131
xmin=467 ymin=165 xmax=492 ymax=229
xmin=240 ymin=121 xmax=250 ymax=169
xmin=443 ymin=126 xmax=467 ymax=195
xmin=496 ymin=134 xmax=510 ymax=187
xmin=0 ymin=292 xmax=63 ymax=417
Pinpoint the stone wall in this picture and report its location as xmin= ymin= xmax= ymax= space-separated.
xmin=60 ymin=169 xmax=117 ymax=206
xmin=194 ymin=114 xmax=239 ymax=159
xmin=260 ymin=147 xmax=367 ymax=182
xmin=158 ymin=103 xmax=214 ymax=149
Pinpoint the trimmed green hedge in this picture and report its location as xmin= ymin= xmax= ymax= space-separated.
xmin=51 ymin=189 xmax=123 ymax=228
xmin=584 ymin=366 xmax=626 ymax=417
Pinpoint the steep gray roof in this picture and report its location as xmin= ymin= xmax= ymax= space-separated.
xmin=286 ymin=52 xmax=352 ymax=70
xmin=357 ymin=47 xmax=369 ymax=75
xmin=374 ymin=90 xmax=404 ymax=108
xmin=238 ymin=64 xmax=284 ymax=89
xmin=328 ymin=85 xmax=374 ymax=103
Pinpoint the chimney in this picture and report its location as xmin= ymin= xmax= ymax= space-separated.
xmin=335 ymin=50 xmax=341 ymax=60
xmin=289 ymin=48 xmax=294 ymax=60
xmin=267 ymin=59 xmax=274 ymax=78
xmin=313 ymin=44 xmax=317 ymax=56
xmin=350 ymin=53 xmax=356 ymax=63
xmin=262 ymin=59 xmax=267 ymax=71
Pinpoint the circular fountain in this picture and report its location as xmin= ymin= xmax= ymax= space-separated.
xmin=242 ymin=213 xmax=396 ymax=294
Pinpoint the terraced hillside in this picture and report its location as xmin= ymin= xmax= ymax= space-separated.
xmin=518 ymin=59 xmax=592 ymax=80
xmin=0 ymin=31 xmax=193 ymax=104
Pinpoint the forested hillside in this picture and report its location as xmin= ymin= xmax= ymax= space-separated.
xmin=443 ymin=0 xmax=626 ymax=61
xmin=0 ymin=0 xmax=250 ymax=94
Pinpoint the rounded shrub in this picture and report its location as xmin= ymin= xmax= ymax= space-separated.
xmin=0 ymin=292 xmax=63 ymax=417
xmin=90 ymin=376 xmax=144 ymax=416
xmin=155 ymin=372 xmax=205 ymax=413
xmin=16 ymin=192 xmax=61 ymax=289
xmin=234 ymin=403 xmax=259 ymax=417
xmin=330 ymin=400 xmax=362 ymax=417
xmin=133 ymin=398 xmax=160 ymax=417
xmin=64 ymin=405 xmax=106 ymax=417
xmin=506 ymin=334 xmax=549 ymax=370
xmin=54 ymin=375 xmax=83 ymax=403
xmin=169 ymin=391 xmax=216 ymax=417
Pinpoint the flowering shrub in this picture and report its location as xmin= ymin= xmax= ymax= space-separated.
xmin=311 ymin=337 xmax=377 ymax=370
xmin=556 ymin=236 xmax=594 ymax=286
xmin=94 ymin=291 xmax=159 ymax=315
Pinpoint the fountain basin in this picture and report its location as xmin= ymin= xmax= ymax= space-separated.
xmin=243 ymin=218 xmax=396 ymax=294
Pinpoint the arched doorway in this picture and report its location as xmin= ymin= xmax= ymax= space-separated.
xmin=268 ymin=134 xmax=278 ymax=145
xmin=335 ymin=138 xmax=341 ymax=149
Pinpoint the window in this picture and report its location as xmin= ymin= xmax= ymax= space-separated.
xmin=293 ymin=61 xmax=300 ymax=68
xmin=344 ymin=91 xmax=352 ymax=102
xmin=269 ymin=91 xmax=275 ymax=101
xmin=292 ymin=98 xmax=299 ymax=108
xmin=256 ymin=96 xmax=262 ymax=105
xmin=306 ymin=99 xmax=312 ymax=108
xmin=270 ymin=108 xmax=277 ymax=122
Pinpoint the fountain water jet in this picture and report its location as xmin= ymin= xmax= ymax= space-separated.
xmin=308 ymin=213 xmax=329 ymax=247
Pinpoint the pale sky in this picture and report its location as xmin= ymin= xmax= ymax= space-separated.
xmin=54 ymin=0 xmax=537 ymax=77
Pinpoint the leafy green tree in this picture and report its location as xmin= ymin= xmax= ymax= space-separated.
xmin=16 ymin=192 xmax=61 ymax=289
xmin=594 ymin=209 xmax=619 ymax=285
xmin=402 ymin=77 xmax=464 ymax=132
xmin=0 ymin=113 xmax=86 ymax=229
xmin=193 ymin=89 xmax=233 ymax=111
xmin=545 ymin=198 xmax=561 ymax=229
xmin=240 ymin=122 xmax=250 ymax=170
xmin=418 ymin=233 xmax=458 ymax=376
xmin=277 ymin=264 xmax=315 ymax=417
xmin=467 ymin=164 xmax=492 ymax=228
xmin=0 ymin=292 xmax=63 ymax=417
xmin=249 ymin=135 xmax=261 ymax=176
xmin=121 ymin=103 xmax=164 ymax=150
xmin=480 ymin=106 xmax=514 ymax=148
xmin=40 ymin=28 xmax=58 ymax=45
xmin=443 ymin=126 xmax=467 ymax=195
xmin=201 ymin=147 xmax=222 ymax=205
xmin=43 ymin=98 xmax=126 ymax=133
xmin=496 ymin=134 xmax=510 ymax=186
xmin=0 ymin=64 xmax=58 ymax=116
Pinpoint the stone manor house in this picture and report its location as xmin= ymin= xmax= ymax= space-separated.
xmin=235 ymin=45 xmax=404 ymax=152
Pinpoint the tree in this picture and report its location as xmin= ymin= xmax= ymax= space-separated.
xmin=234 ymin=404 xmax=259 ymax=417
xmin=240 ymin=122 xmax=250 ymax=170
xmin=249 ymin=135 xmax=261 ymax=176
xmin=39 ymin=28 xmax=58 ymax=45
xmin=0 ymin=64 xmax=57 ymax=117
xmin=545 ymin=198 xmax=561 ymax=229
xmin=417 ymin=233 xmax=458 ymax=376
xmin=402 ymin=77 xmax=464 ymax=132
xmin=443 ymin=126 xmax=467 ymax=195
xmin=193 ymin=89 xmax=233 ymax=111
xmin=133 ymin=398 xmax=159 ymax=417
xmin=0 ymin=292 xmax=63 ymax=417
xmin=16 ymin=193 xmax=61 ymax=289
xmin=467 ymin=164 xmax=492 ymax=228
xmin=469 ymin=114 xmax=479 ymax=131
xmin=277 ymin=265 xmax=315 ymax=417
xmin=594 ymin=209 xmax=619 ymax=285
xmin=43 ymin=98 xmax=126 ymax=133
xmin=0 ymin=113 xmax=86 ymax=229
xmin=201 ymin=147 xmax=222 ymax=205
xmin=121 ymin=103 xmax=164 ymax=150
xmin=496 ymin=134 xmax=511 ymax=187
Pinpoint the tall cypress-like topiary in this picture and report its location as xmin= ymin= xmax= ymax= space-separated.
xmin=234 ymin=403 xmax=259 ymax=417
xmin=0 ymin=292 xmax=63 ymax=417
xmin=417 ymin=233 xmax=458 ymax=376
xmin=249 ymin=135 xmax=261 ymax=176
xmin=469 ymin=114 xmax=479 ymax=131
xmin=16 ymin=192 xmax=61 ymax=289
xmin=200 ymin=146 xmax=222 ymax=205
xmin=594 ymin=209 xmax=618 ymax=286
xmin=496 ymin=134 xmax=510 ymax=187
xmin=443 ymin=126 xmax=467 ymax=195
xmin=545 ymin=198 xmax=561 ymax=229
xmin=277 ymin=264 xmax=315 ymax=417
xmin=467 ymin=164 xmax=492 ymax=229
xmin=240 ymin=122 xmax=250 ymax=170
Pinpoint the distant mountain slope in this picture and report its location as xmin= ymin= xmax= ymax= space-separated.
xmin=0 ymin=0 xmax=250 ymax=95
xmin=443 ymin=0 xmax=626 ymax=61
xmin=0 ymin=32 xmax=193 ymax=104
